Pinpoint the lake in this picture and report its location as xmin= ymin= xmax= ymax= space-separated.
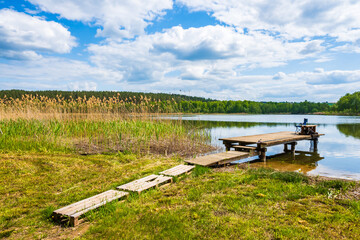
xmin=167 ymin=114 xmax=360 ymax=180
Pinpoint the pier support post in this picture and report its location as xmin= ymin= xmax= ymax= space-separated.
xmin=290 ymin=142 xmax=297 ymax=155
xmin=283 ymin=144 xmax=288 ymax=152
xmin=312 ymin=138 xmax=318 ymax=152
xmin=224 ymin=142 xmax=232 ymax=151
xmin=259 ymin=148 xmax=267 ymax=162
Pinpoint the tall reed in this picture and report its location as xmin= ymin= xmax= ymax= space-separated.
xmin=0 ymin=94 xmax=180 ymax=120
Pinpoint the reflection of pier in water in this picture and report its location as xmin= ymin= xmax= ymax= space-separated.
xmin=249 ymin=150 xmax=324 ymax=174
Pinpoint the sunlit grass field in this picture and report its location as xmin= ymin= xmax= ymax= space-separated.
xmin=0 ymin=94 xmax=359 ymax=239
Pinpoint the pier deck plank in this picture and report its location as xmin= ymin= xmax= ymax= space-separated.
xmin=185 ymin=151 xmax=253 ymax=167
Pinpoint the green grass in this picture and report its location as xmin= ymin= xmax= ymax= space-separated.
xmin=1 ymin=151 xmax=359 ymax=239
xmin=0 ymin=151 xmax=182 ymax=239
xmin=84 ymin=168 xmax=360 ymax=240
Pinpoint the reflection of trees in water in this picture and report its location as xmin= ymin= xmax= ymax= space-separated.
xmin=180 ymin=120 xmax=327 ymax=130
xmin=337 ymin=124 xmax=360 ymax=139
xmin=181 ymin=120 xmax=291 ymax=129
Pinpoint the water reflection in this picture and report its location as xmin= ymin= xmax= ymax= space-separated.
xmin=337 ymin=124 xmax=360 ymax=139
xmin=251 ymin=151 xmax=323 ymax=175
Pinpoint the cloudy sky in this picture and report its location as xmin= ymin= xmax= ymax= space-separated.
xmin=1 ymin=0 xmax=360 ymax=102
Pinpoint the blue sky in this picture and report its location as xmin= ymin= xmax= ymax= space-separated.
xmin=1 ymin=0 xmax=360 ymax=102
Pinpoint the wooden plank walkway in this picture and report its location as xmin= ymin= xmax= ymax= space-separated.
xmin=185 ymin=151 xmax=255 ymax=167
xmin=53 ymin=190 xmax=128 ymax=226
xmin=117 ymin=174 xmax=173 ymax=193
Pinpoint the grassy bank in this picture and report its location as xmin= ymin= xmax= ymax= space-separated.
xmin=85 ymin=167 xmax=360 ymax=239
xmin=1 ymin=156 xmax=359 ymax=239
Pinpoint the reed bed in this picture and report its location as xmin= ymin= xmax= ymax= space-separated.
xmin=0 ymin=94 xmax=213 ymax=156
xmin=0 ymin=119 xmax=212 ymax=156
xmin=0 ymin=94 xmax=180 ymax=120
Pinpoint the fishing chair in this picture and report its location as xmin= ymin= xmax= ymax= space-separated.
xmin=295 ymin=118 xmax=308 ymax=133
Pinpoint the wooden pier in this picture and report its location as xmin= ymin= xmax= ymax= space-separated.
xmin=186 ymin=131 xmax=323 ymax=166
xmin=221 ymin=131 xmax=323 ymax=162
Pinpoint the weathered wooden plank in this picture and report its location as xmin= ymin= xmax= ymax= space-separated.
xmin=53 ymin=190 xmax=128 ymax=226
xmin=233 ymin=145 xmax=257 ymax=150
xmin=160 ymin=164 xmax=195 ymax=176
xmin=117 ymin=174 xmax=173 ymax=193
xmin=185 ymin=151 xmax=251 ymax=167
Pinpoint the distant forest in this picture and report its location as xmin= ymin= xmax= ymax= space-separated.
xmin=0 ymin=89 xmax=359 ymax=114
xmin=0 ymin=90 xmax=211 ymax=102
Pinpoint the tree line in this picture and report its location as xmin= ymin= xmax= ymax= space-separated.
xmin=1 ymin=89 xmax=359 ymax=114
xmin=335 ymin=92 xmax=360 ymax=114
xmin=0 ymin=90 xmax=211 ymax=103
xmin=178 ymin=100 xmax=331 ymax=114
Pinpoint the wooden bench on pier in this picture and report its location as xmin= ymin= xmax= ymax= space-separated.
xmin=53 ymin=190 xmax=128 ymax=226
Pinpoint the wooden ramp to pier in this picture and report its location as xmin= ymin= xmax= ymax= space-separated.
xmin=185 ymin=151 xmax=256 ymax=167
xmin=53 ymin=190 xmax=128 ymax=226
xmin=117 ymin=174 xmax=173 ymax=193
xmin=160 ymin=164 xmax=195 ymax=176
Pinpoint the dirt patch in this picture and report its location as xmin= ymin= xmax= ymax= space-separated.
xmin=337 ymin=187 xmax=360 ymax=200
xmin=73 ymin=137 xmax=216 ymax=157
xmin=44 ymin=222 xmax=90 ymax=240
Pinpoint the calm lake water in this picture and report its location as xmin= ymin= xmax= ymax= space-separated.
xmin=168 ymin=114 xmax=360 ymax=180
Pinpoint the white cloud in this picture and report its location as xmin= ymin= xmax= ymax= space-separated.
xmin=28 ymin=0 xmax=173 ymax=39
xmin=82 ymin=25 xmax=360 ymax=102
xmin=177 ymin=0 xmax=360 ymax=41
xmin=0 ymin=9 xmax=76 ymax=60
xmin=88 ymin=25 xmax=326 ymax=85
xmin=331 ymin=44 xmax=360 ymax=54
xmin=336 ymin=29 xmax=360 ymax=43
xmin=67 ymin=81 xmax=97 ymax=91
xmin=0 ymin=57 xmax=120 ymax=90
xmin=302 ymin=70 xmax=360 ymax=85
xmin=1 ymin=53 xmax=359 ymax=102
xmin=270 ymin=69 xmax=360 ymax=86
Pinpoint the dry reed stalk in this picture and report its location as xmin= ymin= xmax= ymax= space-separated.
xmin=0 ymin=94 xmax=179 ymax=121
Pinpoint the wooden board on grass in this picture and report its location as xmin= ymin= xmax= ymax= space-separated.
xmin=117 ymin=174 xmax=173 ymax=193
xmin=160 ymin=164 xmax=195 ymax=176
xmin=53 ymin=190 xmax=128 ymax=226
